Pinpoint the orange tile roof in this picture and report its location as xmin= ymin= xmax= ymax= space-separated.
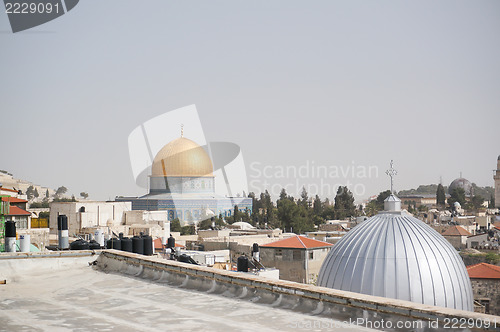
xmin=467 ymin=263 xmax=500 ymax=279
xmin=492 ymin=222 xmax=500 ymax=231
xmin=261 ymin=235 xmax=333 ymax=249
xmin=442 ymin=225 xmax=471 ymax=236
xmin=6 ymin=206 xmax=31 ymax=216
xmin=1 ymin=197 xmax=27 ymax=203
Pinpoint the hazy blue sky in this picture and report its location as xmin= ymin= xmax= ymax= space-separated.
xmin=1 ymin=1 xmax=499 ymax=202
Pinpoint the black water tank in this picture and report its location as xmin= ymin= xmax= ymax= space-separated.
xmin=106 ymin=238 xmax=121 ymax=250
xmin=237 ymin=255 xmax=249 ymax=272
xmin=252 ymin=243 xmax=259 ymax=253
xmin=167 ymin=235 xmax=175 ymax=249
xmin=142 ymin=235 xmax=153 ymax=256
xmin=132 ymin=236 xmax=144 ymax=255
xmin=57 ymin=215 xmax=68 ymax=231
xmin=178 ymin=254 xmax=193 ymax=264
xmin=121 ymin=237 xmax=133 ymax=252
xmin=88 ymin=240 xmax=101 ymax=250
xmin=70 ymin=239 xmax=90 ymax=250
xmin=5 ymin=220 xmax=16 ymax=237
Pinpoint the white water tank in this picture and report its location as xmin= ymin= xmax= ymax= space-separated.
xmin=19 ymin=234 xmax=30 ymax=252
xmin=94 ymin=230 xmax=105 ymax=247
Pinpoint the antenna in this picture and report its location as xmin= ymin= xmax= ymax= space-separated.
xmin=385 ymin=160 xmax=398 ymax=194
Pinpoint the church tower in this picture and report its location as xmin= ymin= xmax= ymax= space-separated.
xmin=495 ymin=155 xmax=500 ymax=208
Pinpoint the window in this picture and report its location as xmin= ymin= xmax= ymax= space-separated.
xmin=309 ymin=251 xmax=314 ymax=260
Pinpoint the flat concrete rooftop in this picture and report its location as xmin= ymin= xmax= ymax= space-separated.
xmin=0 ymin=252 xmax=372 ymax=331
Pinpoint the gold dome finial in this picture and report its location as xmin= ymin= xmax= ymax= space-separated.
xmin=181 ymin=124 xmax=184 ymax=137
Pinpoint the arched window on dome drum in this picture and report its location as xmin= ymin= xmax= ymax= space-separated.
xmin=201 ymin=180 xmax=205 ymax=189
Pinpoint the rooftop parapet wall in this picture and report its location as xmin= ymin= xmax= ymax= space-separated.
xmin=98 ymin=250 xmax=500 ymax=332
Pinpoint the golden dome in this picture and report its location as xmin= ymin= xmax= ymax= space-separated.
xmin=151 ymin=137 xmax=213 ymax=177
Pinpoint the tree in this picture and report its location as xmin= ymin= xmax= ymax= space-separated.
xmin=490 ymin=195 xmax=495 ymax=209
xmin=34 ymin=188 xmax=39 ymax=198
xmin=26 ymin=185 xmax=35 ymax=200
xmin=312 ymin=195 xmax=325 ymax=226
xmin=436 ymin=184 xmax=446 ymax=206
xmin=45 ymin=189 xmax=49 ymax=198
xmin=56 ymin=186 xmax=68 ymax=197
xmin=80 ymin=192 xmax=89 ymax=199
xmin=181 ymin=225 xmax=195 ymax=235
xmin=333 ymin=186 xmax=356 ymax=220
xmin=298 ymin=187 xmax=309 ymax=209
xmin=313 ymin=195 xmax=323 ymax=216
xmin=277 ymin=198 xmax=297 ymax=232
xmin=170 ymin=218 xmax=181 ymax=232
xmin=469 ymin=195 xmax=484 ymax=211
xmin=279 ymin=188 xmax=288 ymax=201
xmin=448 ymin=187 xmax=466 ymax=208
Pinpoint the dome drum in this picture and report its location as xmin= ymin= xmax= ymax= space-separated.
xmin=150 ymin=176 xmax=215 ymax=194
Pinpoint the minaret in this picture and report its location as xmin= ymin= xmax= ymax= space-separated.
xmin=384 ymin=160 xmax=401 ymax=212
xmin=495 ymin=156 xmax=500 ymax=208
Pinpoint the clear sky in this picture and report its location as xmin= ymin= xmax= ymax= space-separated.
xmin=1 ymin=1 xmax=499 ymax=202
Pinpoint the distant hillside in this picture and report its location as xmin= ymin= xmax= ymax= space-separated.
xmin=0 ymin=170 xmax=55 ymax=200
xmin=398 ymin=184 xmax=441 ymax=196
xmin=398 ymin=183 xmax=494 ymax=199
xmin=471 ymin=184 xmax=495 ymax=200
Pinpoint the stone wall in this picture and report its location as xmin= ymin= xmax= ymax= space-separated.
xmin=470 ymin=278 xmax=500 ymax=316
xmin=96 ymin=250 xmax=500 ymax=332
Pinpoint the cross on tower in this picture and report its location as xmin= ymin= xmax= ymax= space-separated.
xmin=385 ymin=160 xmax=398 ymax=194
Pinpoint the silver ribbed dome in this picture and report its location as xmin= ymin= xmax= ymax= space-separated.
xmin=318 ymin=196 xmax=473 ymax=311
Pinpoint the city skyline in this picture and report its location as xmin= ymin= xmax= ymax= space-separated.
xmin=1 ymin=1 xmax=499 ymax=202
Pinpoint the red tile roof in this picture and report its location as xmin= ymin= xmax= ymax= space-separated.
xmin=6 ymin=206 xmax=31 ymax=216
xmin=1 ymin=197 xmax=28 ymax=203
xmin=442 ymin=225 xmax=471 ymax=236
xmin=492 ymin=222 xmax=500 ymax=231
xmin=467 ymin=263 xmax=500 ymax=279
xmin=261 ymin=235 xmax=333 ymax=249
xmin=0 ymin=187 xmax=18 ymax=193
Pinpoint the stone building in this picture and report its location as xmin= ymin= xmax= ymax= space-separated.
xmin=49 ymin=201 xmax=131 ymax=235
xmin=467 ymin=263 xmax=500 ymax=315
xmin=260 ymin=235 xmax=333 ymax=284
xmin=441 ymin=225 xmax=471 ymax=249
xmin=399 ymin=194 xmax=436 ymax=208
